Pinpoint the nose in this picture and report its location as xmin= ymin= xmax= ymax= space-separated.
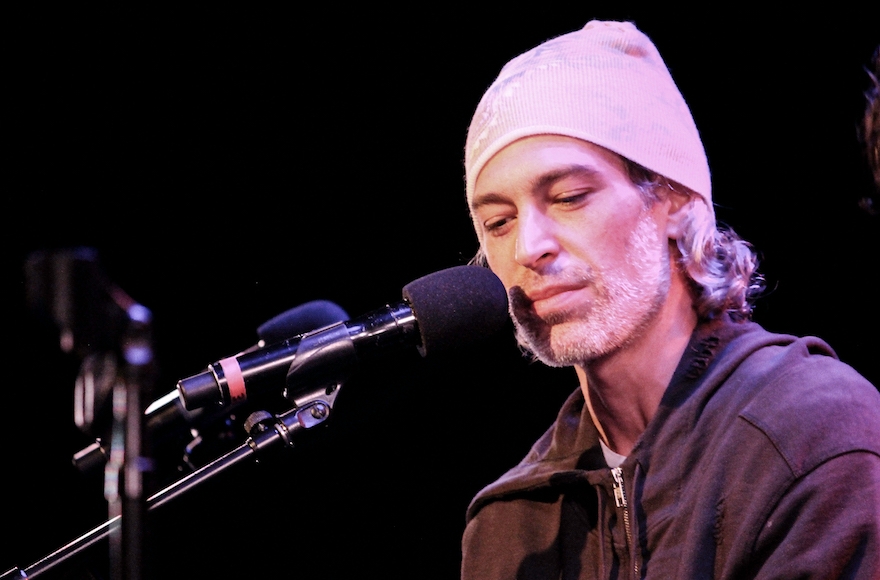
xmin=515 ymin=207 xmax=558 ymax=268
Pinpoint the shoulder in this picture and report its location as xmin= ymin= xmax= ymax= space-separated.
xmin=731 ymin=331 xmax=880 ymax=476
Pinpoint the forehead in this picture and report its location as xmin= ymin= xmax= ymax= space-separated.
xmin=471 ymin=135 xmax=627 ymax=201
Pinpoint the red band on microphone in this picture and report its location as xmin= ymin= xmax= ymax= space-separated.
xmin=219 ymin=356 xmax=246 ymax=403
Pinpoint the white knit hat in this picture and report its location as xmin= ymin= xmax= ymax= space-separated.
xmin=465 ymin=20 xmax=711 ymax=207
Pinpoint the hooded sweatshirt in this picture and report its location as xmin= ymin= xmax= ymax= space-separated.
xmin=461 ymin=316 xmax=880 ymax=579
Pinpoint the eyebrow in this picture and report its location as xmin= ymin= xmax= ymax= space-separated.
xmin=470 ymin=164 xmax=602 ymax=213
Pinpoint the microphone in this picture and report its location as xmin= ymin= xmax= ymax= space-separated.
xmin=256 ymin=300 xmax=349 ymax=346
xmin=145 ymin=299 xmax=351 ymax=421
xmin=177 ymin=265 xmax=508 ymax=411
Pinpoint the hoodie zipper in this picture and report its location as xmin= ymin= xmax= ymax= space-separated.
xmin=611 ymin=466 xmax=639 ymax=579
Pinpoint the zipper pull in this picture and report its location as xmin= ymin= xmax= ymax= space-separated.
xmin=611 ymin=466 xmax=640 ymax=578
xmin=611 ymin=466 xmax=627 ymax=508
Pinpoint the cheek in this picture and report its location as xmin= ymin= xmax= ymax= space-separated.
xmin=598 ymin=197 xmax=658 ymax=248
xmin=484 ymin=245 xmax=516 ymax=289
xmin=563 ymin=211 xmax=635 ymax=264
xmin=481 ymin=236 xmax=524 ymax=295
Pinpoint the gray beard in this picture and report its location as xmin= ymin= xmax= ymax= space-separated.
xmin=509 ymin=210 xmax=671 ymax=367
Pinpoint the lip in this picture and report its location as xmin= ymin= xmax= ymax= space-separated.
xmin=526 ymin=284 xmax=587 ymax=318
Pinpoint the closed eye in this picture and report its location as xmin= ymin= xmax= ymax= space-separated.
xmin=554 ymin=190 xmax=592 ymax=207
xmin=484 ymin=215 xmax=514 ymax=234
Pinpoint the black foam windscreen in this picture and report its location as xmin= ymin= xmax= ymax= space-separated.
xmin=257 ymin=300 xmax=349 ymax=344
xmin=402 ymin=265 xmax=509 ymax=357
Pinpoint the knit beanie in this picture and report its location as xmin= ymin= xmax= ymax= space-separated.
xmin=465 ymin=20 xmax=711 ymax=209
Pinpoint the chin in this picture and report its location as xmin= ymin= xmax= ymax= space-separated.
xmin=514 ymin=316 xmax=611 ymax=367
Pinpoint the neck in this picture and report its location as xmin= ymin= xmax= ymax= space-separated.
xmin=577 ymin=271 xmax=697 ymax=457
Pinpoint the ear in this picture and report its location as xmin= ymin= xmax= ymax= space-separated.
xmin=664 ymin=190 xmax=692 ymax=240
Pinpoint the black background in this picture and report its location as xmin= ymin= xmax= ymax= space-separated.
xmin=4 ymin=5 xmax=880 ymax=579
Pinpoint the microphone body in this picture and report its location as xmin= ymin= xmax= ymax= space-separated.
xmin=178 ymin=302 xmax=416 ymax=410
xmin=177 ymin=265 xmax=509 ymax=412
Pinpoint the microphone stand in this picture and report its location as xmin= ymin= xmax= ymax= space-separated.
xmin=0 ymin=385 xmax=341 ymax=580
xmin=106 ymin=303 xmax=154 ymax=580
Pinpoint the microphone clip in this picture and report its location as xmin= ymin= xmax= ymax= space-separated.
xmin=243 ymin=381 xmax=343 ymax=460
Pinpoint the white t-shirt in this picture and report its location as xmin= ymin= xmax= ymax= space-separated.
xmin=600 ymin=438 xmax=627 ymax=468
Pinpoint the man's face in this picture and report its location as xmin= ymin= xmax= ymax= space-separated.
xmin=470 ymin=135 xmax=673 ymax=366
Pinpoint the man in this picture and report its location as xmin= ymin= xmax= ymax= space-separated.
xmin=460 ymin=20 xmax=880 ymax=579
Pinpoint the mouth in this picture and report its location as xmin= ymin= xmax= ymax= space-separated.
xmin=529 ymin=287 xmax=586 ymax=318
xmin=512 ymin=283 xmax=588 ymax=320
